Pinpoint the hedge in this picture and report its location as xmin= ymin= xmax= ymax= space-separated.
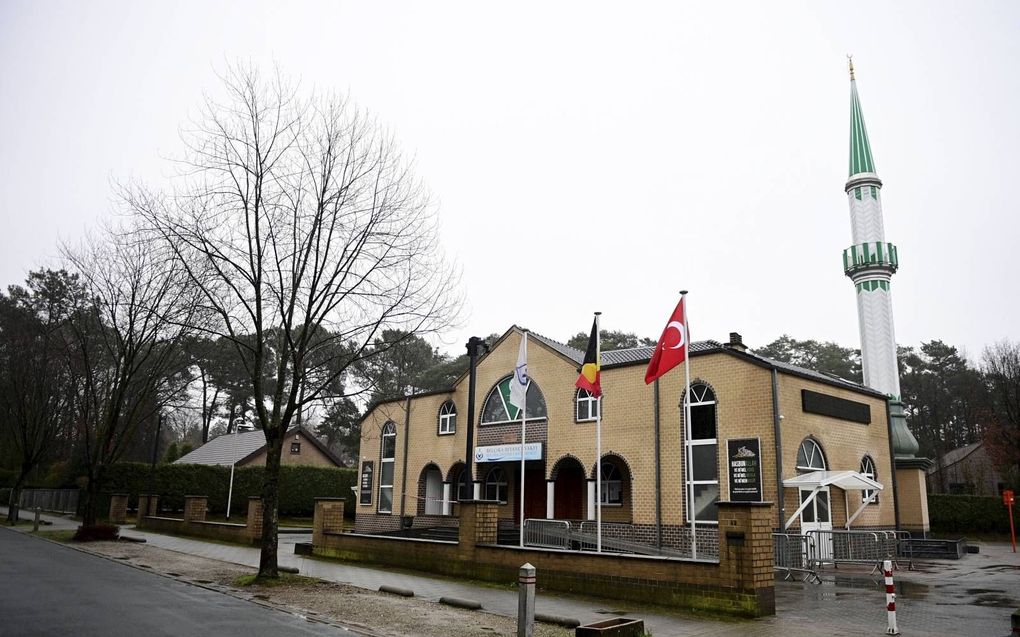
xmin=928 ymin=494 xmax=1018 ymax=535
xmin=97 ymin=462 xmax=356 ymax=518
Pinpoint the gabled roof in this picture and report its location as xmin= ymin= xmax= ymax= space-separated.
xmin=928 ymin=441 xmax=984 ymax=475
xmin=176 ymin=429 xmax=267 ymax=466
xmin=175 ymin=425 xmax=342 ymax=467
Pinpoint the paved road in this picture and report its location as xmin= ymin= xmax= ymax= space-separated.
xmin=4 ymin=509 xmax=1018 ymax=636
xmin=0 ymin=528 xmax=358 ymax=637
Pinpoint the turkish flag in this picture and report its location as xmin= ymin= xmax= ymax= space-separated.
xmin=644 ymin=298 xmax=689 ymax=384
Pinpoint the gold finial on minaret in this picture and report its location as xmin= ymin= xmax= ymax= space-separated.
xmin=847 ymin=55 xmax=855 ymax=80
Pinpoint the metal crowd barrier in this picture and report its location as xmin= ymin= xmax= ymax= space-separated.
xmin=522 ymin=519 xmax=571 ymax=549
xmin=772 ymin=532 xmax=821 ymax=583
xmin=806 ymin=529 xmax=913 ymax=573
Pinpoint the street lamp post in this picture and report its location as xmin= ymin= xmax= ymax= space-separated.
xmin=226 ymin=419 xmax=254 ymax=521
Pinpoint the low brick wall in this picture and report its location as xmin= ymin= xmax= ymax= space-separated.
xmin=316 ymin=500 xmax=775 ymax=617
xmin=137 ymin=495 xmax=263 ymax=545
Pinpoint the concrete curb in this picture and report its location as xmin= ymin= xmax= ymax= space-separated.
xmin=439 ymin=596 xmax=482 ymax=610
xmin=278 ymin=565 xmax=299 ymax=574
xmin=535 ymin=612 xmax=581 ymax=628
xmin=379 ymin=585 xmax=414 ymax=597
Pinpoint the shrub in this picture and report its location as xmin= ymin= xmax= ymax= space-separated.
xmin=928 ymin=494 xmax=1018 ymax=535
xmin=98 ymin=462 xmax=356 ymax=518
xmin=74 ymin=523 xmax=120 ymax=541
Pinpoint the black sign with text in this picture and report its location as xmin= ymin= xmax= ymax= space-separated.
xmin=727 ymin=438 xmax=763 ymax=502
xmin=359 ymin=461 xmax=374 ymax=505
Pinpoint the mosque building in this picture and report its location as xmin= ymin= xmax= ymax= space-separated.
xmin=351 ymin=63 xmax=929 ymax=552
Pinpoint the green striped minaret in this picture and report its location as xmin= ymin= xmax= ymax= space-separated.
xmin=842 ymin=58 xmax=919 ymax=458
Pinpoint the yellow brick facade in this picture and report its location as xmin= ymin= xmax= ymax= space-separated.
xmin=355 ymin=328 xmax=897 ymax=536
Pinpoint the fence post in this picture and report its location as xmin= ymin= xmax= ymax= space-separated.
xmin=884 ymin=559 xmax=899 ymax=635
xmin=517 ymin=563 xmax=535 ymax=637
xmin=33 ymin=507 xmax=40 ymax=532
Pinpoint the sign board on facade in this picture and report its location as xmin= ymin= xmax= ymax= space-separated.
xmin=474 ymin=443 xmax=543 ymax=463
xmin=727 ymin=438 xmax=763 ymax=502
xmin=359 ymin=461 xmax=374 ymax=505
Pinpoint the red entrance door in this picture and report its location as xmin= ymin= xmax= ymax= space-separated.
xmin=514 ymin=465 xmax=547 ymax=523
xmin=554 ymin=464 xmax=584 ymax=520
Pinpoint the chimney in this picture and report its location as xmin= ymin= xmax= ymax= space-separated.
xmin=727 ymin=332 xmax=747 ymax=352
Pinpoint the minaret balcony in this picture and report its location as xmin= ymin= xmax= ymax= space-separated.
xmin=843 ymin=242 xmax=898 ymax=276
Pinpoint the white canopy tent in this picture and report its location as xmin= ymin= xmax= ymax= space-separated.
xmin=782 ymin=470 xmax=883 ymax=530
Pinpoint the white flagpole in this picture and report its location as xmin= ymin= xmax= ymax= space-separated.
xmin=519 ymin=331 xmax=528 ymax=548
xmin=680 ymin=290 xmax=695 ymax=560
xmin=595 ymin=312 xmax=602 ymax=553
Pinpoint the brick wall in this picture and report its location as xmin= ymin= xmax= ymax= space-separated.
xmin=184 ymin=496 xmax=207 ymax=523
xmin=320 ymin=500 xmax=775 ymax=617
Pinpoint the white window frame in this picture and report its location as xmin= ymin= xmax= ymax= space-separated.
xmin=483 ymin=467 xmax=508 ymax=503
xmin=684 ymin=383 xmax=719 ymax=524
xmin=796 ymin=438 xmax=827 ymax=472
xmin=378 ymin=422 xmax=397 ymax=514
xmin=860 ymin=455 xmax=878 ymax=504
xmin=576 ymin=388 xmax=599 ymax=422
xmin=438 ymin=401 xmax=457 ymax=435
xmin=599 ymin=462 xmax=623 ymax=505
xmin=480 ymin=376 xmax=547 ymax=425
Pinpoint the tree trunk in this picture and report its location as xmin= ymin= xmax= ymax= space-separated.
xmin=81 ymin=465 xmax=104 ymax=528
xmin=258 ymin=430 xmax=284 ymax=577
xmin=6 ymin=470 xmax=29 ymax=524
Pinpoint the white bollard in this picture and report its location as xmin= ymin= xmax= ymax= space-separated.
xmin=517 ymin=563 xmax=535 ymax=637
xmin=883 ymin=559 xmax=899 ymax=635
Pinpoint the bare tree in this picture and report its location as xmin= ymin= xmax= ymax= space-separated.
xmin=62 ymin=223 xmax=199 ymax=529
xmin=127 ymin=65 xmax=459 ymax=577
xmin=983 ymin=340 xmax=1020 ymax=488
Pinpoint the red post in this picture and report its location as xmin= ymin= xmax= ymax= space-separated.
xmin=1004 ymin=490 xmax=1016 ymax=553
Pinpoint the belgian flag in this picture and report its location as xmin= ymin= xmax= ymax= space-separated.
xmin=575 ymin=316 xmax=602 ymax=398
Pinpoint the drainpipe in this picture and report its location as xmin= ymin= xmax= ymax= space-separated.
xmin=885 ymin=400 xmax=901 ymax=531
xmin=771 ymin=369 xmax=784 ymax=531
xmin=654 ymin=378 xmax=662 ymax=550
xmin=399 ymin=389 xmax=412 ymax=519
xmin=463 ymin=336 xmax=487 ymax=500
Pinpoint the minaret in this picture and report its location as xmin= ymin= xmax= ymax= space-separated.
xmin=841 ymin=59 xmax=919 ymax=457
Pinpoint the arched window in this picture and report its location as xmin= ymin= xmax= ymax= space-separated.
xmin=796 ymin=438 xmax=827 ymax=471
xmin=599 ymin=462 xmax=622 ymax=505
xmin=378 ymin=422 xmax=397 ymax=513
xmin=576 ymin=388 xmax=599 ymax=422
xmin=483 ymin=467 xmax=508 ymax=503
xmin=860 ymin=455 xmax=878 ymax=504
xmin=438 ymin=401 xmax=457 ymax=435
xmin=480 ymin=376 xmax=547 ymax=425
xmin=684 ymin=383 xmax=719 ymax=523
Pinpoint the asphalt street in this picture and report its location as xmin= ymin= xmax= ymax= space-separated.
xmin=0 ymin=528 xmax=357 ymax=637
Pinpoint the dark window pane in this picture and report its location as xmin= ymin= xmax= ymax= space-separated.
xmin=692 ymin=484 xmax=719 ymax=521
xmin=380 ymin=462 xmax=394 ymax=486
xmin=527 ymin=383 xmax=547 ymax=419
xmin=691 ymin=444 xmax=717 ymax=481
xmin=800 ymin=491 xmax=815 ymax=522
xmin=381 ymin=435 xmax=396 ymax=459
xmin=690 ymin=404 xmax=716 ymax=439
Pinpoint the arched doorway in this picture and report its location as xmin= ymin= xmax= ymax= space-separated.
xmin=551 ymin=456 xmax=585 ymax=520
xmin=418 ymin=464 xmax=443 ymax=516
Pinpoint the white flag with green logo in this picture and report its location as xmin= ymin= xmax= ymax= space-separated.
xmin=508 ymin=334 xmax=528 ymax=414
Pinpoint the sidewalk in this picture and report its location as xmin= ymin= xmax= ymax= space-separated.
xmin=5 ymin=508 xmax=1018 ymax=636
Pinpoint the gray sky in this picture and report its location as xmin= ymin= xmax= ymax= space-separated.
xmin=2 ymin=1 xmax=1018 ymax=361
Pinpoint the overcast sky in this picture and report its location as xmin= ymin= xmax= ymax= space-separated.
xmin=2 ymin=1 xmax=1017 ymax=362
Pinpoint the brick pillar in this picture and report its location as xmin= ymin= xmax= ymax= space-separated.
xmin=183 ymin=496 xmax=208 ymax=524
xmin=137 ymin=494 xmax=158 ymax=527
xmin=895 ymin=459 xmax=933 ymax=535
xmin=717 ymin=501 xmax=775 ymax=617
xmin=109 ymin=494 xmax=128 ymax=524
xmin=457 ymin=500 xmax=500 ymax=550
xmin=313 ymin=497 xmax=346 ymax=546
xmin=246 ymin=496 xmax=263 ymax=543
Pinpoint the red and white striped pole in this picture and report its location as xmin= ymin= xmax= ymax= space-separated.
xmin=884 ymin=559 xmax=900 ymax=635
